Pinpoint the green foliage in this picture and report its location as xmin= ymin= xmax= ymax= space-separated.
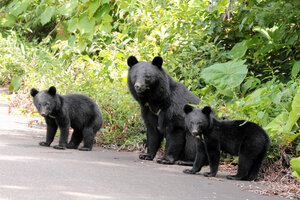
xmin=201 ymin=59 xmax=248 ymax=91
xmin=290 ymin=157 xmax=300 ymax=182
xmin=228 ymin=41 xmax=247 ymax=60
xmin=9 ymin=75 xmax=21 ymax=92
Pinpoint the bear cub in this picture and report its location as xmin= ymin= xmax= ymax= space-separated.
xmin=30 ymin=86 xmax=103 ymax=151
xmin=183 ymin=105 xmax=270 ymax=181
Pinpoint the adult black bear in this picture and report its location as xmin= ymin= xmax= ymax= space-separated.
xmin=30 ymin=86 xmax=103 ymax=151
xmin=127 ymin=55 xmax=207 ymax=165
xmin=183 ymin=105 xmax=270 ymax=181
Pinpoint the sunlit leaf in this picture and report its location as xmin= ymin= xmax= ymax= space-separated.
xmin=77 ymin=15 xmax=95 ymax=34
xmin=265 ymin=112 xmax=288 ymax=134
xmin=291 ymin=61 xmax=300 ymax=78
xmin=67 ymin=18 xmax=78 ymax=32
xmin=284 ymin=87 xmax=300 ymax=132
xmin=40 ymin=6 xmax=55 ymax=25
xmin=58 ymin=0 xmax=78 ymax=17
xmin=229 ymin=40 xmax=247 ymax=59
xmin=94 ymin=4 xmax=111 ymax=23
xmin=99 ymin=23 xmax=112 ymax=33
xmin=9 ymin=76 xmax=21 ymax=92
xmin=1 ymin=14 xmax=17 ymax=27
xmin=10 ymin=0 xmax=29 ymax=16
xmin=290 ymin=157 xmax=300 ymax=182
xmin=201 ymin=60 xmax=248 ymax=91
xmin=88 ymin=0 xmax=101 ymax=17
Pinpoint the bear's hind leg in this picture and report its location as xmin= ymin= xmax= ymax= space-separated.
xmin=243 ymin=150 xmax=266 ymax=181
xmin=67 ymin=129 xmax=83 ymax=149
xmin=157 ymin=128 xmax=185 ymax=165
xmin=227 ymin=154 xmax=252 ymax=180
xmin=79 ymin=127 xmax=94 ymax=151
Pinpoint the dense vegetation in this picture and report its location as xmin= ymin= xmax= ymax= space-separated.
xmin=0 ymin=0 xmax=299 ymax=181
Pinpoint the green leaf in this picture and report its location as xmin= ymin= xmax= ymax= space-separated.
xmin=9 ymin=76 xmax=21 ymax=92
xmin=229 ymin=40 xmax=247 ymax=59
xmin=253 ymin=27 xmax=272 ymax=41
xmin=297 ymin=144 xmax=300 ymax=151
xmin=77 ymin=15 xmax=95 ymax=34
xmin=94 ymin=4 xmax=111 ymax=23
xmin=265 ymin=112 xmax=289 ymax=134
xmin=1 ymin=14 xmax=17 ymax=27
xmin=10 ymin=0 xmax=29 ymax=16
xmin=290 ymin=157 xmax=300 ymax=182
xmin=284 ymin=87 xmax=300 ymax=132
xmin=101 ymin=14 xmax=113 ymax=23
xmin=78 ymin=40 xmax=87 ymax=52
xmin=88 ymin=0 xmax=101 ymax=17
xmin=291 ymin=61 xmax=300 ymax=77
xmin=99 ymin=23 xmax=112 ymax=33
xmin=241 ymin=79 xmax=254 ymax=95
xmin=102 ymin=0 xmax=110 ymax=4
xmin=58 ymin=0 xmax=78 ymax=17
xmin=201 ymin=60 xmax=248 ymax=91
xmin=67 ymin=18 xmax=78 ymax=32
xmin=40 ymin=6 xmax=55 ymax=26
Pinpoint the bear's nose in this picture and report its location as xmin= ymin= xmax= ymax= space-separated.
xmin=191 ymin=130 xmax=198 ymax=136
xmin=134 ymin=83 xmax=145 ymax=93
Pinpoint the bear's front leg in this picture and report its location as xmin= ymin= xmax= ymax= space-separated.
xmin=204 ymin=138 xmax=220 ymax=177
xmin=40 ymin=117 xmax=58 ymax=147
xmin=183 ymin=139 xmax=208 ymax=174
xmin=140 ymin=120 xmax=163 ymax=161
xmin=53 ymin=125 xmax=70 ymax=150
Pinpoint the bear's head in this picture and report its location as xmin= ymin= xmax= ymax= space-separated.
xmin=127 ymin=56 xmax=169 ymax=101
xmin=184 ymin=105 xmax=214 ymax=137
xmin=30 ymin=86 xmax=59 ymax=117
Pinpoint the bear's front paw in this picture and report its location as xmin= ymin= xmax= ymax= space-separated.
xmin=183 ymin=169 xmax=196 ymax=174
xmin=67 ymin=143 xmax=79 ymax=149
xmin=39 ymin=142 xmax=50 ymax=147
xmin=175 ymin=160 xmax=194 ymax=166
xmin=53 ymin=145 xmax=66 ymax=150
xmin=139 ymin=154 xmax=154 ymax=160
xmin=226 ymin=175 xmax=243 ymax=180
xmin=204 ymin=172 xmax=216 ymax=177
xmin=78 ymin=146 xmax=92 ymax=151
xmin=156 ymin=158 xmax=174 ymax=165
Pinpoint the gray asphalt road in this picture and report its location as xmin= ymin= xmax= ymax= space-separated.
xmin=0 ymin=92 xmax=286 ymax=200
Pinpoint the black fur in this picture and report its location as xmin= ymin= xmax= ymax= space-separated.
xmin=183 ymin=105 xmax=270 ymax=181
xmin=30 ymin=86 xmax=103 ymax=151
xmin=127 ymin=56 xmax=207 ymax=165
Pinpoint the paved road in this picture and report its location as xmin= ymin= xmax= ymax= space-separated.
xmin=0 ymin=91 xmax=286 ymax=200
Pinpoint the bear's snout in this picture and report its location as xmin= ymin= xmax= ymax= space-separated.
xmin=191 ymin=130 xmax=199 ymax=136
xmin=134 ymin=83 xmax=146 ymax=94
xmin=40 ymin=112 xmax=47 ymax=117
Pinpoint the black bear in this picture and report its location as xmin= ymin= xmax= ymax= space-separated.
xmin=183 ymin=105 xmax=270 ymax=181
xmin=30 ymin=86 xmax=103 ymax=151
xmin=127 ymin=55 xmax=208 ymax=165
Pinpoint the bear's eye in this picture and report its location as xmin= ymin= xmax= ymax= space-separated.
xmin=38 ymin=103 xmax=41 ymax=108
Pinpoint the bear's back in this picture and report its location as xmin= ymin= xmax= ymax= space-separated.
xmin=61 ymin=94 xmax=102 ymax=126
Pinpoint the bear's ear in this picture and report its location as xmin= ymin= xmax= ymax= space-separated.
xmin=184 ymin=104 xmax=194 ymax=114
xmin=48 ymin=86 xmax=56 ymax=96
xmin=202 ymin=106 xmax=212 ymax=115
xmin=127 ymin=56 xmax=139 ymax=67
xmin=30 ymin=88 xmax=39 ymax=97
xmin=152 ymin=56 xmax=163 ymax=68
